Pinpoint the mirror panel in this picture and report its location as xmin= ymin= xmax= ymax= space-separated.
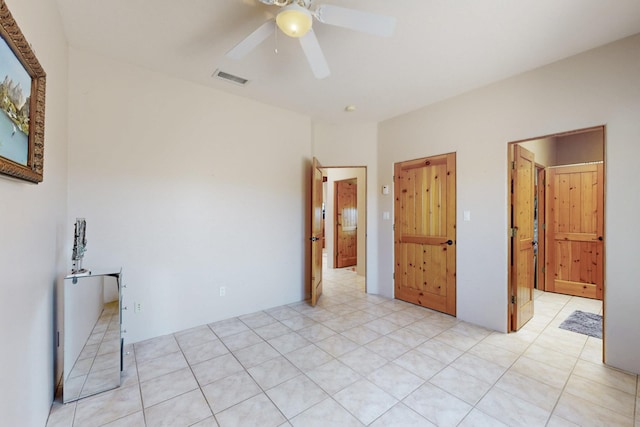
xmin=63 ymin=270 xmax=121 ymax=403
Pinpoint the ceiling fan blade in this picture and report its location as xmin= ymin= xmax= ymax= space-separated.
xmin=226 ymin=19 xmax=276 ymax=60
xmin=299 ymin=29 xmax=330 ymax=79
xmin=315 ymin=5 xmax=396 ymax=37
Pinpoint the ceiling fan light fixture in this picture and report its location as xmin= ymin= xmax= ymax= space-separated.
xmin=276 ymin=4 xmax=312 ymax=38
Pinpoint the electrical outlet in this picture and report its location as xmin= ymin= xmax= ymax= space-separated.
xmin=219 ymin=287 xmax=226 ymax=297
xmin=134 ymin=302 xmax=142 ymax=313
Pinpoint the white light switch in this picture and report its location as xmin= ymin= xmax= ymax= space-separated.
xmin=382 ymin=185 xmax=390 ymax=195
xmin=383 ymin=211 xmax=390 ymax=220
xmin=463 ymin=210 xmax=471 ymax=222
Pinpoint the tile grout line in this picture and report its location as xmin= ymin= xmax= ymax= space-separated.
xmin=540 ymin=293 xmax=583 ymax=425
xmin=536 ymin=293 xmax=598 ymax=426
xmin=210 ymin=313 xmax=297 ymax=424
xmin=55 ymin=266 xmax=637 ymax=427
xmin=539 ymin=294 xmax=639 ymax=425
xmin=180 ymin=324 xmax=219 ymax=427
xmin=234 ymin=315 xmax=293 ymax=425
xmin=131 ymin=344 xmax=147 ymax=427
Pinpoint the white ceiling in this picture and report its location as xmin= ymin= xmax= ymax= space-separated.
xmin=55 ymin=0 xmax=640 ymax=123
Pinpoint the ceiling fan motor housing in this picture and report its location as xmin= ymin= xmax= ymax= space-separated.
xmin=258 ymin=0 xmax=291 ymax=6
xmin=258 ymin=0 xmax=310 ymax=8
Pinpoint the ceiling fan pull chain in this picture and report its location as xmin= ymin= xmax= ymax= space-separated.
xmin=274 ymin=25 xmax=279 ymax=54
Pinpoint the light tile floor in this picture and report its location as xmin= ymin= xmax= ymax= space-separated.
xmin=47 ymin=262 xmax=639 ymax=426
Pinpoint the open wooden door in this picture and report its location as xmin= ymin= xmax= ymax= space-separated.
xmin=546 ymin=163 xmax=604 ymax=299
xmin=511 ymin=145 xmax=536 ymax=330
xmin=335 ymin=179 xmax=357 ymax=268
xmin=310 ymin=158 xmax=324 ymax=306
xmin=394 ymin=153 xmax=456 ymax=315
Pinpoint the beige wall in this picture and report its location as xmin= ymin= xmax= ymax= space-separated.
xmin=556 ymin=129 xmax=604 ymax=164
xmin=67 ymin=48 xmax=313 ymax=344
xmin=0 ymin=1 xmax=69 ymax=425
xmin=378 ymin=34 xmax=640 ymax=374
xmin=518 ymin=128 xmax=604 ymax=167
xmin=519 ymin=137 xmax=557 ymax=167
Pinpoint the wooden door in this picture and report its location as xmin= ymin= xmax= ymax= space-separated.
xmin=335 ymin=179 xmax=357 ymax=268
xmin=511 ymin=145 xmax=535 ymax=330
xmin=394 ymin=153 xmax=456 ymax=315
xmin=310 ymin=158 xmax=324 ymax=306
xmin=546 ymin=163 xmax=604 ymax=299
xmin=536 ymin=167 xmax=546 ymax=291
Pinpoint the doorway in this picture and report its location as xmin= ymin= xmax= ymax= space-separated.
xmin=321 ymin=166 xmax=367 ymax=288
xmin=309 ymin=160 xmax=367 ymax=307
xmin=508 ymin=126 xmax=605 ymax=333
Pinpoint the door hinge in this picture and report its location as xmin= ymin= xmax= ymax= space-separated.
xmin=511 ymin=295 xmax=516 ymax=304
xmin=392 ymin=224 xmax=395 ymax=231
xmin=392 ymin=175 xmax=395 ymax=182
xmin=510 ymin=227 xmax=518 ymax=237
xmin=57 ymin=331 xmax=60 ymax=347
xmin=541 ymin=223 xmax=546 ymax=230
xmin=541 ymin=267 xmax=546 ymax=273
xmin=511 ymin=161 xmax=515 ymax=170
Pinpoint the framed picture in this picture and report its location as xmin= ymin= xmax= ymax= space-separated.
xmin=0 ymin=0 xmax=46 ymax=183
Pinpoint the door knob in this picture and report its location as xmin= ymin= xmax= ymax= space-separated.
xmin=440 ymin=239 xmax=453 ymax=246
xmin=310 ymin=236 xmax=319 ymax=242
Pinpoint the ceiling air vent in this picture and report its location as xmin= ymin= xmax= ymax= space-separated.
xmin=213 ymin=69 xmax=249 ymax=86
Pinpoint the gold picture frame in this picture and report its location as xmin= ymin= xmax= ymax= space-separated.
xmin=0 ymin=0 xmax=46 ymax=183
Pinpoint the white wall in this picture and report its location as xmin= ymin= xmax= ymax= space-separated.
xmin=325 ymin=168 xmax=366 ymax=276
xmin=378 ymin=34 xmax=640 ymax=374
xmin=67 ymin=49 xmax=313 ymax=343
xmin=312 ymin=122 xmax=380 ymax=292
xmin=0 ymin=0 xmax=69 ymax=425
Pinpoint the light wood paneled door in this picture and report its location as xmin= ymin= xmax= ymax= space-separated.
xmin=546 ymin=163 xmax=604 ymax=299
xmin=335 ymin=179 xmax=357 ymax=268
xmin=536 ymin=166 xmax=546 ymax=292
xmin=394 ymin=153 xmax=456 ymax=315
xmin=510 ymin=145 xmax=536 ymax=330
xmin=310 ymin=158 xmax=324 ymax=306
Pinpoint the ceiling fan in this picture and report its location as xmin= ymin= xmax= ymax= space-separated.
xmin=226 ymin=0 xmax=396 ymax=79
